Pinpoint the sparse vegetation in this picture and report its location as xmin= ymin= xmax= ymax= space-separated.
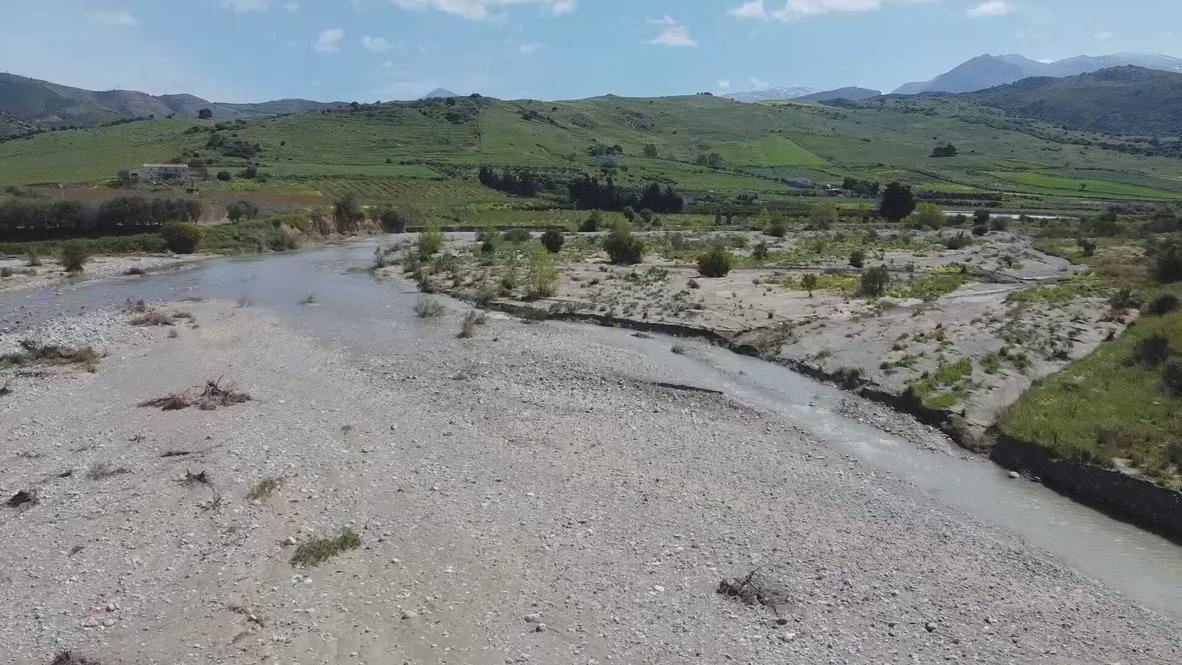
xmin=290 ymin=528 xmax=361 ymax=568
xmin=697 ymin=243 xmax=735 ymax=278
xmin=458 ymin=310 xmax=486 ymax=338
xmin=247 ymin=477 xmax=283 ymax=501
xmin=859 ymin=266 xmax=890 ymax=297
xmin=603 ymin=221 xmax=644 ymax=265
xmin=414 ymin=295 xmax=444 ymax=318
xmin=58 ymin=240 xmax=90 ymax=273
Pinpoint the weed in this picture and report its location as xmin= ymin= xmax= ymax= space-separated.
xmin=458 ymin=310 xmax=486 ymax=338
xmin=414 ymin=295 xmax=444 ymax=318
xmin=290 ymin=528 xmax=362 ymax=568
xmin=130 ymin=310 xmax=175 ymax=327
xmin=140 ymin=379 xmax=251 ymax=411
xmin=247 ymin=477 xmax=283 ymax=501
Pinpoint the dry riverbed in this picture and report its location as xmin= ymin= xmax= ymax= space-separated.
xmin=1 ymin=295 xmax=1179 ymax=664
xmin=388 ymin=229 xmax=1126 ymax=436
xmin=0 ymin=254 xmax=208 ymax=295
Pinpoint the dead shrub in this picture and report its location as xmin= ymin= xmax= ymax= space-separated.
xmin=6 ymin=489 xmax=38 ymax=508
xmin=140 ymin=379 xmax=252 ymax=411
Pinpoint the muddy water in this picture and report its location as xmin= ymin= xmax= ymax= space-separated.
xmin=3 ymin=240 xmax=1182 ymax=617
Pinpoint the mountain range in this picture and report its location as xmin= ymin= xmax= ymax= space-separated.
xmin=894 ymin=53 xmax=1182 ymax=95
xmin=0 ymin=73 xmax=343 ymax=134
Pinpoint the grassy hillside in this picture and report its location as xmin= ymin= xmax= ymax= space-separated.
xmin=2 ymin=92 xmax=1182 ymax=210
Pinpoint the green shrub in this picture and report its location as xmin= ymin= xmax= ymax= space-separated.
xmin=697 ymin=243 xmax=735 ymax=278
xmin=418 ymin=224 xmax=444 ymax=258
xmin=290 ymin=528 xmax=361 ymax=568
xmin=579 ymin=211 xmax=602 ymax=232
xmin=216 ymin=170 xmax=232 ymax=181
xmin=944 ymin=233 xmax=971 ymax=250
xmin=414 ymin=295 xmax=444 ymax=318
xmin=458 ymin=310 xmax=486 ymax=338
xmin=379 ymin=205 xmax=417 ymax=233
xmin=59 ymin=240 xmax=90 ymax=273
xmin=1078 ymin=237 xmax=1097 ymax=257
xmin=540 ymin=229 xmax=565 ymax=253
xmin=1147 ymin=294 xmax=1179 ymax=316
xmin=503 ymin=228 xmax=533 ymax=243
xmin=1133 ymin=333 xmax=1171 ymax=366
xmin=1166 ymin=439 xmax=1182 ymax=467
xmin=848 ymin=249 xmax=865 ymax=269
xmin=603 ymin=221 xmax=644 ymax=265
xmin=161 ymin=222 xmax=203 ymax=254
xmin=801 ymin=273 xmax=818 ymax=295
xmin=765 ymin=217 xmax=788 ymax=238
xmin=1109 ymin=287 xmax=1143 ymax=311
xmin=1152 ymin=241 xmax=1182 ymax=283
xmin=1163 ymin=359 xmax=1182 ymax=397
xmin=526 ymin=244 xmax=559 ymax=299
xmin=860 ymin=266 xmax=890 ymax=297
xmin=752 ymin=241 xmax=769 ymax=261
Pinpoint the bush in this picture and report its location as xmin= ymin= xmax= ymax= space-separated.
xmin=911 ymin=202 xmax=943 ymax=230
xmin=161 ymin=222 xmax=203 ymax=254
xmin=860 ymin=266 xmax=890 ymax=297
xmin=1167 ymin=439 xmax=1182 ymax=467
xmin=418 ymin=224 xmax=444 ymax=258
xmin=579 ymin=211 xmax=602 ymax=232
xmin=752 ymin=241 xmax=769 ymax=261
xmin=216 ymin=170 xmax=232 ymax=181
xmin=1134 ymin=333 xmax=1172 ymax=366
xmin=333 ymin=194 xmax=365 ymax=233
xmin=765 ymin=216 xmax=788 ymax=238
xmin=603 ymin=221 xmax=644 ymax=265
xmin=944 ymin=233 xmax=971 ymax=250
xmin=378 ymin=206 xmax=416 ymax=233
xmin=1078 ymin=238 xmax=1097 ymax=257
xmin=1162 ymin=359 xmax=1182 ymax=397
xmin=526 ymin=244 xmax=559 ymax=299
xmin=540 ymin=229 xmax=565 ymax=253
xmin=414 ymin=296 xmax=444 ymax=318
xmin=1147 ymin=294 xmax=1179 ymax=315
xmin=697 ymin=243 xmax=735 ymax=278
xmin=849 ymin=249 xmax=865 ymax=268
xmin=26 ymin=248 xmax=41 ymax=266
xmin=801 ymin=273 xmax=818 ymax=295
xmin=1151 ymin=241 xmax=1182 ymax=283
xmin=991 ymin=216 xmax=1009 ymax=232
xmin=226 ymin=200 xmax=259 ymax=222
xmin=503 ymin=228 xmax=532 ymax=243
xmin=972 ymin=225 xmax=989 ymax=236
xmin=59 ymin=240 xmax=90 ymax=273
xmin=1109 ymin=287 xmax=1142 ymax=311
xmin=809 ymin=202 xmax=838 ymax=230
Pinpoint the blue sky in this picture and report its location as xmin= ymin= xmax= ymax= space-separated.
xmin=2 ymin=0 xmax=1179 ymax=102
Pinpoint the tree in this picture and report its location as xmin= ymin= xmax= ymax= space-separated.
xmin=930 ymin=143 xmax=958 ymax=157
xmin=801 ymin=273 xmax=818 ymax=297
xmin=849 ymin=249 xmax=865 ymax=268
xmin=697 ymin=243 xmax=735 ymax=278
xmin=879 ymin=182 xmax=915 ymax=223
xmin=378 ymin=205 xmax=417 ymax=233
xmin=603 ymin=221 xmax=644 ymax=265
xmin=622 ymin=206 xmax=636 ymax=223
xmin=860 ymin=266 xmax=890 ymax=297
xmin=226 ymin=200 xmax=259 ymax=222
xmin=974 ymin=209 xmax=992 ymax=225
xmin=912 ymin=202 xmax=944 ymax=230
xmin=810 ymin=201 xmax=839 ymax=230
xmin=333 ymin=194 xmax=365 ymax=233
xmin=540 ymin=229 xmax=565 ymax=253
xmin=579 ymin=210 xmax=602 ymax=232
xmin=59 ymin=240 xmax=90 ymax=273
xmin=696 ymin=152 xmax=724 ymax=169
xmin=217 ymin=171 xmax=233 ymax=182
xmin=242 ymin=165 xmax=259 ymax=179
xmin=198 ymin=108 xmax=213 ymax=120
xmin=161 ymin=222 xmax=203 ymax=254
xmin=642 ymin=144 xmax=659 ymax=158
xmin=766 ymin=216 xmax=788 ymax=238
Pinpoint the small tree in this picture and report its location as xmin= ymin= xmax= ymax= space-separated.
xmin=860 ymin=266 xmax=890 ymax=297
xmin=697 ymin=243 xmax=735 ymax=278
xmin=766 ymin=216 xmax=788 ymax=238
xmin=642 ymin=144 xmax=659 ymax=158
xmin=849 ymin=249 xmax=865 ymax=269
xmin=912 ymin=202 xmax=944 ymax=230
xmin=526 ymin=244 xmax=559 ymax=299
xmin=622 ymin=206 xmax=636 ymax=223
xmin=810 ymin=201 xmax=839 ymax=230
xmin=333 ymin=194 xmax=365 ymax=233
xmin=226 ymin=200 xmax=259 ymax=222
xmin=540 ymin=229 xmax=565 ymax=253
xmin=603 ymin=221 xmax=644 ymax=265
xmin=639 ymin=208 xmax=655 ymax=225
xmin=161 ymin=222 xmax=203 ymax=254
xmin=974 ymin=209 xmax=991 ymax=225
xmin=198 ymin=108 xmax=213 ymax=120
xmin=801 ymin=273 xmax=818 ymax=297
xmin=418 ymin=224 xmax=444 ymax=258
xmin=378 ymin=206 xmax=415 ymax=233
xmin=1151 ymin=241 xmax=1182 ymax=283
xmin=59 ymin=240 xmax=90 ymax=273
xmin=579 ymin=210 xmax=602 ymax=232
xmin=216 ymin=170 xmax=233 ymax=182
xmin=879 ymin=182 xmax=915 ymax=223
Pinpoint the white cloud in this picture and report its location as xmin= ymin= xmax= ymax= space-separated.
xmin=519 ymin=41 xmax=545 ymax=54
xmin=316 ymin=28 xmax=344 ymax=54
xmin=361 ymin=35 xmax=392 ymax=53
xmin=730 ymin=0 xmax=943 ymax=22
xmin=389 ymin=0 xmax=575 ymax=22
xmin=649 ymin=16 xmax=697 ymax=47
xmin=89 ymin=9 xmax=139 ymax=27
xmin=966 ymin=1 xmax=1011 ymax=18
xmin=220 ymin=0 xmax=300 ymax=11
xmin=717 ymin=80 xmax=732 ymax=90
xmin=749 ymin=77 xmax=770 ymax=88
xmin=728 ymin=0 xmax=767 ymax=19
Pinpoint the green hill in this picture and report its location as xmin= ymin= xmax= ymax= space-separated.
xmin=2 ymin=91 xmax=1181 ymax=208
xmin=962 ymin=66 xmax=1182 ymax=136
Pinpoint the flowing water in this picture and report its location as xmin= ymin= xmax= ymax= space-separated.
xmin=3 ymin=241 xmax=1182 ymax=617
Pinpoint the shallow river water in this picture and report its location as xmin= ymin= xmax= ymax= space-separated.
xmin=3 ymin=240 xmax=1182 ymax=617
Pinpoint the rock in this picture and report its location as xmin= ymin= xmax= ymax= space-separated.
xmin=524 ymin=613 xmax=543 ymax=624
xmin=401 ymin=610 xmax=417 ymax=620
xmin=925 ymin=622 xmax=937 ymax=633
xmin=284 ymin=536 xmax=297 ymax=546
xmin=534 ymin=623 xmax=547 ymax=632
xmin=779 ymin=632 xmax=796 ymax=642
xmin=1008 ymin=471 xmax=1020 ymax=479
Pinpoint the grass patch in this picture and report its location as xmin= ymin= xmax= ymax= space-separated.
xmin=906 ymin=356 xmax=975 ymax=410
xmin=290 ymin=528 xmax=362 ymax=568
xmin=999 ymin=308 xmax=1182 ymax=487
xmin=0 ymin=341 xmax=101 ymax=371
xmin=414 ymin=295 xmax=444 ymax=318
xmin=247 ymin=477 xmax=283 ymax=501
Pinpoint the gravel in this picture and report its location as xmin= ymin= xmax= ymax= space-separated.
xmin=0 ymin=298 xmax=1178 ymax=664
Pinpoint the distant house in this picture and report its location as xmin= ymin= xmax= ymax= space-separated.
xmin=131 ymin=163 xmax=191 ymax=181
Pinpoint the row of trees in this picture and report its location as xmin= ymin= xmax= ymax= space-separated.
xmin=567 ymin=176 xmax=684 ymax=214
xmin=0 ymin=197 xmax=201 ymax=242
xmin=478 ymin=167 xmax=541 ymax=197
